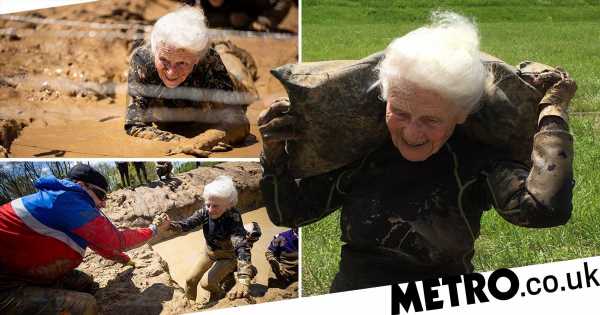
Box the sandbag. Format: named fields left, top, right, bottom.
left=271, top=52, right=549, bottom=178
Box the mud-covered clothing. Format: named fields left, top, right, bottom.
left=125, top=41, right=252, bottom=142
left=171, top=207, right=253, bottom=277
left=265, top=229, right=298, bottom=282
left=200, top=0, right=292, bottom=29
left=261, top=117, right=573, bottom=292
left=0, top=176, right=154, bottom=284
left=0, top=270, right=98, bottom=315
left=186, top=250, right=237, bottom=298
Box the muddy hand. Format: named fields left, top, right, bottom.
left=227, top=281, right=250, bottom=300
left=210, top=142, right=233, bottom=152
left=167, top=129, right=230, bottom=157
left=152, top=213, right=171, bottom=235
left=258, top=98, right=300, bottom=164
left=166, top=145, right=211, bottom=157
left=540, top=69, right=577, bottom=110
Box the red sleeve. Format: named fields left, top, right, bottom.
left=73, top=216, right=153, bottom=263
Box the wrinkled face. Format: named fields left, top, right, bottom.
left=385, top=82, right=468, bottom=162
left=154, top=44, right=200, bottom=88
left=205, top=196, right=231, bottom=219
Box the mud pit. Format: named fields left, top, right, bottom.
left=153, top=208, right=291, bottom=306
left=0, top=0, right=297, bottom=157
left=75, top=162, right=297, bottom=314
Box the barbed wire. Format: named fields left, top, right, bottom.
left=1, top=74, right=259, bottom=105
left=0, top=27, right=145, bottom=40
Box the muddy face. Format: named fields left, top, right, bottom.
left=154, top=44, right=201, bottom=88
left=385, top=82, right=467, bottom=161
left=206, top=196, right=232, bottom=219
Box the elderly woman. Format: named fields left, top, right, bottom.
left=125, top=7, right=258, bottom=157
left=169, top=176, right=254, bottom=303
left=258, top=12, right=575, bottom=292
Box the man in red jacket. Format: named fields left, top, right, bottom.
left=0, top=164, right=170, bottom=315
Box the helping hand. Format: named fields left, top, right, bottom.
left=152, top=213, right=171, bottom=235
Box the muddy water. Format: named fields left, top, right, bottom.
left=0, top=1, right=298, bottom=158
left=152, top=207, right=287, bottom=294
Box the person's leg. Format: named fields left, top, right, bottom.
left=134, top=166, right=143, bottom=185
left=1, top=285, right=97, bottom=315
left=118, top=169, right=126, bottom=187
left=124, top=166, right=131, bottom=187
left=59, top=270, right=99, bottom=294
left=185, top=252, right=214, bottom=301
left=200, top=258, right=237, bottom=296
left=141, top=165, right=148, bottom=183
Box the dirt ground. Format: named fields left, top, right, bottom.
left=76, top=163, right=298, bottom=314
left=0, top=0, right=297, bottom=157
left=153, top=207, right=293, bottom=309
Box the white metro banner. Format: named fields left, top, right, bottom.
left=200, top=255, right=600, bottom=315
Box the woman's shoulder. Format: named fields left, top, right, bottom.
left=129, top=44, right=158, bottom=83
left=225, top=207, right=243, bottom=223
left=196, top=46, right=228, bottom=73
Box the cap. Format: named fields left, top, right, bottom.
left=67, top=164, right=109, bottom=198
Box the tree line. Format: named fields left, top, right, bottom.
left=0, top=161, right=202, bottom=204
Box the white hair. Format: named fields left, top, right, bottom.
left=150, top=6, right=210, bottom=56
left=379, top=11, right=489, bottom=113
left=203, top=175, right=238, bottom=207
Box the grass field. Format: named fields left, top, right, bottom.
left=300, top=0, right=600, bottom=296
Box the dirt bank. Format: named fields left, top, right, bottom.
left=0, top=0, right=297, bottom=157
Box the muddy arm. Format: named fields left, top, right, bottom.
left=260, top=157, right=351, bottom=227
left=230, top=212, right=254, bottom=277
left=125, top=124, right=185, bottom=142
left=485, top=116, right=573, bottom=227
left=170, top=208, right=209, bottom=232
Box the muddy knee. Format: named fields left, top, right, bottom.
left=58, top=291, right=98, bottom=315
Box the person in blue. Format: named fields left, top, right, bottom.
left=265, top=228, right=298, bottom=285
left=0, top=164, right=170, bottom=315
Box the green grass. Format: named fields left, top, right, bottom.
left=302, top=1, right=600, bottom=111
left=301, top=1, right=600, bottom=296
